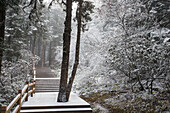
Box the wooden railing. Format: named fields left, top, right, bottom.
left=1, top=80, right=36, bottom=113
left=33, top=63, right=36, bottom=80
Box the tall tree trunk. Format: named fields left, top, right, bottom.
left=32, top=32, right=36, bottom=56
left=57, top=0, right=72, bottom=102
left=41, top=40, right=46, bottom=67
left=66, top=0, right=82, bottom=101
left=37, top=37, right=41, bottom=57
left=0, top=1, right=6, bottom=74
left=37, top=37, right=42, bottom=66
left=49, top=41, right=52, bottom=66
left=30, top=37, right=33, bottom=52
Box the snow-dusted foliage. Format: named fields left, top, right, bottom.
left=0, top=50, right=39, bottom=105
left=75, top=0, right=170, bottom=94
left=73, top=0, right=114, bottom=94
left=106, top=0, right=170, bottom=93
left=73, top=0, right=170, bottom=112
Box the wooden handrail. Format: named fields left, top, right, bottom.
left=6, top=94, right=21, bottom=112
left=1, top=80, right=36, bottom=113
left=29, top=82, right=35, bottom=87
left=33, top=63, right=36, bottom=80
left=12, top=105, right=20, bottom=113
left=17, top=90, right=22, bottom=113
left=28, top=90, right=33, bottom=95
left=22, top=85, right=28, bottom=94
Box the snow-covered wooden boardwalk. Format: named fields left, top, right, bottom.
left=21, top=67, right=92, bottom=113
left=20, top=92, right=92, bottom=113
left=1, top=67, right=92, bottom=113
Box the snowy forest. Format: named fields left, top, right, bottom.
left=0, top=0, right=170, bottom=113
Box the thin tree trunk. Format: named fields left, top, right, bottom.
left=57, top=0, right=72, bottom=102
left=66, top=0, right=82, bottom=101
left=49, top=41, right=52, bottom=66
left=41, top=40, right=46, bottom=67
left=37, top=37, right=41, bottom=57
left=32, top=32, right=36, bottom=56
left=0, top=0, right=6, bottom=74
left=30, top=37, right=33, bottom=52
left=37, top=37, right=42, bottom=66
left=44, top=41, right=46, bottom=66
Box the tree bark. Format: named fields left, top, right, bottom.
left=32, top=32, right=36, bottom=56
left=41, top=40, right=46, bottom=67
left=57, top=0, right=72, bottom=102
left=49, top=41, right=52, bottom=66
left=30, top=37, right=33, bottom=52
left=37, top=37, right=41, bottom=57
left=66, top=0, right=83, bottom=101
left=0, top=0, right=6, bottom=74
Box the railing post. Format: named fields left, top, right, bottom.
left=31, top=81, right=34, bottom=97
left=34, top=69, right=36, bottom=80
left=26, top=81, right=29, bottom=101
left=33, top=63, right=36, bottom=80
left=17, top=90, right=22, bottom=113
left=1, top=106, right=7, bottom=113
left=34, top=80, right=36, bottom=94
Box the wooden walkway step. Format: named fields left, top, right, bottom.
left=21, top=92, right=92, bottom=113
left=24, top=67, right=92, bottom=113
left=35, top=78, right=60, bottom=92
left=20, top=108, right=92, bottom=113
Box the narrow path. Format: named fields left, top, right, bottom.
left=35, top=67, right=59, bottom=92
left=36, top=67, right=56, bottom=78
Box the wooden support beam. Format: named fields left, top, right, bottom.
left=33, top=80, right=36, bottom=94
left=26, top=81, right=29, bottom=101
left=31, top=81, right=34, bottom=97
left=7, top=94, right=21, bottom=112
left=1, top=106, right=7, bottom=113
left=17, top=90, right=22, bottom=113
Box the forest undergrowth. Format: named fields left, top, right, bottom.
left=79, top=84, right=170, bottom=113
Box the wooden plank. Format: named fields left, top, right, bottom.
left=29, top=83, right=35, bottom=87
left=20, top=108, right=92, bottom=113
left=33, top=88, right=35, bottom=93
left=35, top=87, right=59, bottom=89
left=22, top=93, right=90, bottom=107
left=22, top=85, right=28, bottom=94
left=17, top=90, right=22, bottom=113
left=7, top=94, right=21, bottom=112
left=21, top=104, right=91, bottom=109
left=28, top=90, right=33, bottom=95
left=12, top=105, right=20, bottom=113
left=36, top=84, right=59, bottom=85
left=35, top=90, right=59, bottom=92
left=1, top=106, right=7, bottom=113
left=21, top=93, right=28, bottom=104
left=35, top=78, right=60, bottom=80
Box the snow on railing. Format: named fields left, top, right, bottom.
left=32, top=62, right=36, bottom=80
left=1, top=80, right=36, bottom=113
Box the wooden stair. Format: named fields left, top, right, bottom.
left=35, top=78, right=60, bottom=92
left=20, top=93, right=92, bottom=113
left=20, top=105, right=92, bottom=113
left=20, top=67, right=92, bottom=113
